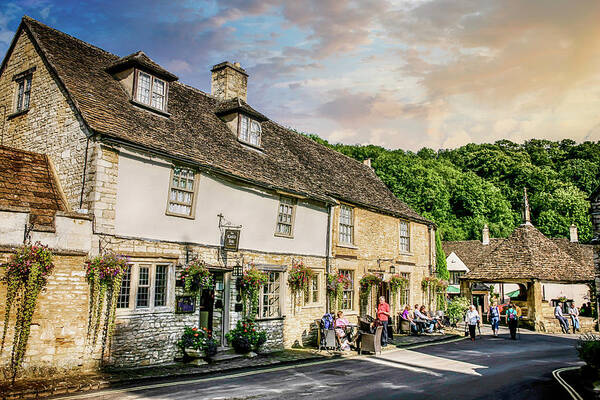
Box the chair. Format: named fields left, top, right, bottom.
left=398, top=315, right=412, bottom=334
left=316, top=319, right=340, bottom=352
left=359, top=325, right=383, bottom=355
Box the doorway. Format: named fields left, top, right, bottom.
left=199, top=272, right=225, bottom=345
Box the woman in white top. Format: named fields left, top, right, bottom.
left=465, top=305, right=480, bottom=341
left=568, top=303, right=580, bottom=333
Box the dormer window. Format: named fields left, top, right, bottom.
left=239, top=115, right=261, bottom=147
left=135, top=71, right=166, bottom=111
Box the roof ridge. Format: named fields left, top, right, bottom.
left=22, top=15, right=118, bottom=59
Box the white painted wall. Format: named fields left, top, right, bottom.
left=542, top=283, right=590, bottom=305
left=114, top=149, right=329, bottom=256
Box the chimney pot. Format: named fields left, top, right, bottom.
left=482, top=224, right=490, bottom=245
left=570, top=224, right=578, bottom=243
left=211, top=61, right=248, bottom=102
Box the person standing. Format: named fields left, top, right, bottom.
left=555, top=302, right=570, bottom=334
left=505, top=303, right=519, bottom=340
left=465, top=305, right=480, bottom=341
left=377, top=296, right=391, bottom=346
left=487, top=301, right=500, bottom=337
left=568, top=302, right=580, bottom=333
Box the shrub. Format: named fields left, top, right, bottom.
left=446, top=296, right=470, bottom=325
left=576, top=333, right=600, bottom=371
left=225, top=318, right=267, bottom=353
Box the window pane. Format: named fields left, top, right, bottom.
left=137, top=72, right=151, bottom=104
left=261, top=272, right=280, bottom=318
left=168, top=167, right=195, bottom=216
left=136, top=266, right=150, bottom=308
left=312, top=275, right=318, bottom=303
left=239, top=115, right=249, bottom=142
left=152, top=78, right=165, bottom=109
left=400, top=272, right=410, bottom=306
left=154, top=265, right=168, bottom=307
left=276, top=197, right=294, bottom=236
left=117, top=266, right=132, bottom=308
left=339, top=205, right=353, bottom=244
left=250, top=121, right=261, bottom=146
left=340, top=270, right=353, bottom=310
left=17, top=80, right=24, bottom=111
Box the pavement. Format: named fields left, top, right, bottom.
left=48, top=326, right=583, bottom=400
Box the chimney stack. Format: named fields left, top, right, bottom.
left=363, top=158, right=372, bottom=168
left=569, top=224, right=578, bottom=243
left=482, top=224, right=490, bottom=245
left=211, top=61, right=248, bottom=102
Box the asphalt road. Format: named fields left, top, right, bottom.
left=60, top=329, right=582, bottom=400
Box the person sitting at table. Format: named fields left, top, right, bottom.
left=334, top=311, right=351, bottom=350
left=401, top=305, right=418, bottom=334
left=415, top=306, right=436, bottom=333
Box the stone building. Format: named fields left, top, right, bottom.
left=0, top=16, right=434, bottom=369
left=445, top=191, right=596, bottom=333
left=0, top=146, right=95, bottom=374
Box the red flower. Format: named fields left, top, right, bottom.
left=194, top=333, right=199, bottom=337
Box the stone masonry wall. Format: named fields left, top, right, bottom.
left=0, top=28, right=90, bottom=210
left=331, top=205, right=434, bottom=319
left=85, top=144, right=119, bottom=234
left=0, top=252, right=97, bottom=377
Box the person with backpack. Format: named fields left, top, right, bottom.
left=487, top=301, right=500, bottom=337
left=505, top=303, right=519, bottom=340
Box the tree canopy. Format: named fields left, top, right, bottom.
left=306, top=136, right=598, bottom=243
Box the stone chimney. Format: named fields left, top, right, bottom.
left=363, top=158, right=372, bottom=168
left=482, top=224, right=490, bottom=245
left=211, top=61, right=248, bottom=102
left=570, top=224, right=578, bottom=243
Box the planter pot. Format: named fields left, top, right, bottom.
left=184, top=348, right=208, bottom=365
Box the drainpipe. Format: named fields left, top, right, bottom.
left=325, top=204, right=332, bottom=314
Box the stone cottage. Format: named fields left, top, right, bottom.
left=0, top=16, right=434, bottom=370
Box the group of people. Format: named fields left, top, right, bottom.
left=465, top=301, right=521, bottom=340
left=554, top=302, right=581, bottom=334
left=400, top=303, right=444, bottom=334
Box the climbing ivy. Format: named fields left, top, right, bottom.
left=0, top=243, right=54, bottom=382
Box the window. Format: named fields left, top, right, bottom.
left=339, top=270, right=354, bottom=310
left=135, top=70, right=167, bottom=111
left=399, top=220, right=410, bottom=252
left=167, top=166, right=197, bottom=217
left=117, top=262, right=172, bottom=311
left=15, top=75, right=32, bottom=112
left=275, top=196, right=296, bottom=237
left=304, top=274, right=319, bottom=305
left=259, top=271, right=281, bottom=318
left=449, top=271, right=464, bottom=285
left=400, top=272, right=411, bottom=306
left=238, top=115, right=261, bottom=147
left=339, top=205, right=354, bottom=245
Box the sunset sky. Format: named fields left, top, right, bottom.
left=2, top=0, right=599, bottom=151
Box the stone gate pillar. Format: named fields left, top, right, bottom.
left=526, top=280, right=543, bottom=330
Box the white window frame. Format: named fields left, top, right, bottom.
left=339, top=205, right=354, bottom=245
left=400, top=272, right=411, bottom=306
left=303, top=273, right=320, bottom=305
left=238, top=114, right=262, bottom=147
left=274, top=196, right=296, bottom=238
left=117, top=261, right=174, bottom=313
left=258, top=270, right=282, bottom=319
left=339, top=269, right=354, bottom=311
left=399, top=220, right=410, bottom=252
left=134, top=69, right=168, bottom=111
left=166, top=166, right=198, bottom=219
left=15, top=74, right=32, bottom=112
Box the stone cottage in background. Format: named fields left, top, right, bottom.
left=0, top=16, right=435, bottom=372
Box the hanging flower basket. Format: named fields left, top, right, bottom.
left=287, top=261, right=314, bottom=309
left=181, top=259, right=213, bottom=296
left=359, top=273, right=382, bottom=305
left=327, top=270, right=351, bottom=311
left=1, top=242, right=54, bottom=382
left=237, top=266, right=268, bottom=317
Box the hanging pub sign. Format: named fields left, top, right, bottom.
left=223, top=229, right=240, bottom=251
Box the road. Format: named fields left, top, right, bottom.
left=58, top=329, right=582, bottom=400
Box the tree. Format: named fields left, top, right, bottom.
left=435, top=231, right=449, bottom=280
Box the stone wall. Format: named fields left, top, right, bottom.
left=0, top=28, right=90, bottom=210
left=0, top=252, right=97, bottom=377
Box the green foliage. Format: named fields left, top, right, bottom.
left=181, top=259, right=213, bottom=295
left=177, top=326, right=218, bottom=357
left=359, top=273, right=382, bottom=305
left=435, top=231, right=449, bottom=280
left=85, top=253, right=128, bottom=362
left=287, top=261, right=314, bottom=310
left=225, top=318, right=267, bottom=354
left=576, top=333, right=600, bottom=371
left=326, top=270, right=351, bottom=312
left=238, top=266, right=268, bottom=317
left=305, top=135, right=599, bottom=243
left=447, top=296, right=470, bottom=325
left=1, top=243, right=54, bottom=382
left=388, top=274, right=409, bottom=313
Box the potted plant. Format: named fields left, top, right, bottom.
left=237, top=266, right=268, bottom=317
left=359, top=273, right=382, bottom=305
left=287, top=261, right=314, bottom=309
left=177, top=326, right=218, bottom=365
left=327, top=270, right=352, bottom=311
left=225, top=318, right=267, bottom=355
left=181, top=259, right=214, bottom=296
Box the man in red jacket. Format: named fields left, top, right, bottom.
left=377, top=296, right=391, bottom=346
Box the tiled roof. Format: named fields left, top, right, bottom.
left=214, top=98, right=269, bottom=122
left=18, top=16, right=430, bottom=224
left=0, top=145, right=66, bottom=230
left=442, top=238, right=503, bottom=269
left=459, top=224, right=594, bottom=282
